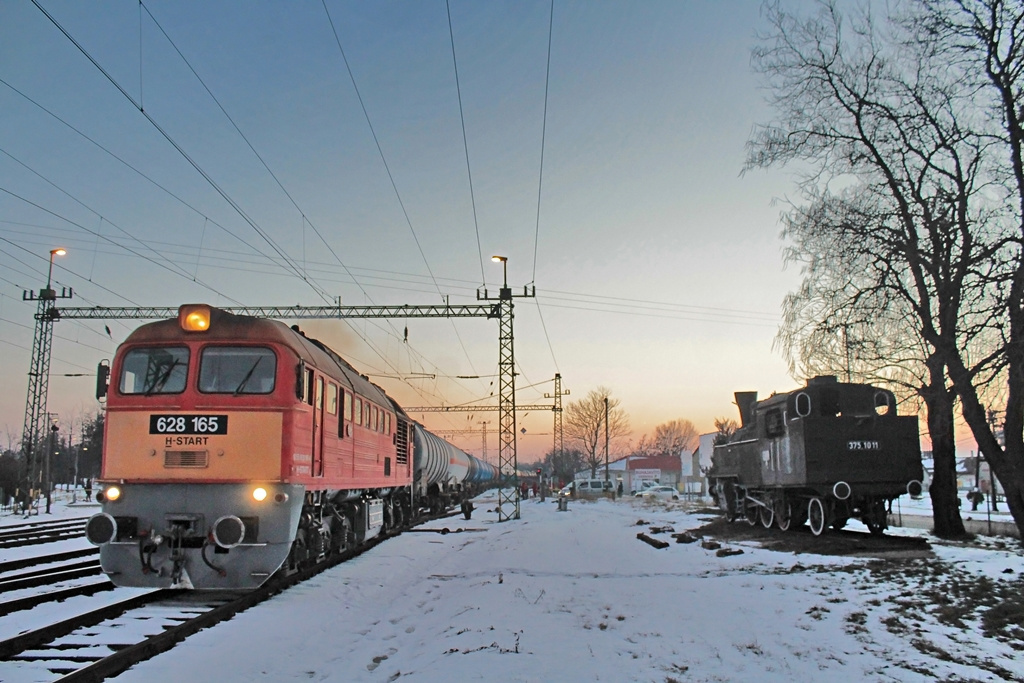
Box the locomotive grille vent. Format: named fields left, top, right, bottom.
left=164, top=450, right=209, bottom=468
left=395, top=416, right=410, bottom=465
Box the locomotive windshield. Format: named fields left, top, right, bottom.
left=198, top=346, right=277, bottom=394
left=119, top=347, right=189, bottom=395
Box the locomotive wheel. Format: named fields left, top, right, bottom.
left=759, top=503, right=774, bottom=529
left=774, top=499, right=792, bottom=531
left=808, top=497, right=827, bottom=536
left=744, top=500, right=759, bottom=526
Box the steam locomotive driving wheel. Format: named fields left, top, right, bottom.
left=807, top=497, right=828, bottom=536
left=774, top=498, right=792, bottom=531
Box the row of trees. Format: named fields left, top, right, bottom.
left=0, top=413, right=103, bottom=505
left=746, top=0, right=1024, bottom=537
left=528, top=386, right=700, bottom=483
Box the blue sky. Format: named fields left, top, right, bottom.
left=0, top=0, right=809, bottom=460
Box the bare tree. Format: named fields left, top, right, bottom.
left=746, top=0, right=1010, bottom=536
left=563, top=387, right=630, bottom=478
left=653, top=419, right=699, bottom=456
left=918, top=0, right=1024, bottom=540
left=542, top=447, right=586, bottom=485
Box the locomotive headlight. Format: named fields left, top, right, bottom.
left=103, top=486, right=122, bottom=502
left=252, top=487, right=268, bottom=502
left=178, top=304, right=211, bottom=332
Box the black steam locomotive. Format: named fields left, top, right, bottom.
left=708, top=376, right=923, bottom=535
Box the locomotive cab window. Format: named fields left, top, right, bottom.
left=764, top=408, right=786, bottom=437
left=198, top=347, right=277, bottom=394
left=119, top=347, right=189, bottom=395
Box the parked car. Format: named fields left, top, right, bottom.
left=631, top=481, right=658, bottom=496
left=641, top=485, right=679, bottom=501
left=560, top=479, right=615, bottom=498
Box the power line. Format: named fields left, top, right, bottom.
left=30, top=0, right=330, bottom=304
left=446, top=0, right=486, bottom=286
left=0, top=75, right=295, bottom=273
left=532, top=0, right=555, bottom=285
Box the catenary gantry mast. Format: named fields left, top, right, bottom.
left=21, top=280, right=72, bottom=493
left=46, top=294, right=533, bottom=521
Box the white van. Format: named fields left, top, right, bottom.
left=560, top=479, right=615, bottom=498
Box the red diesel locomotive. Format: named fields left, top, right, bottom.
left=86, top=304, right=415, bottom=588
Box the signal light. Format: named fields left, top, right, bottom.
left=252, top=487, right=268, bottom=502
left=103, top=486, right=122, bottom=502
left=178, top=304, right=211, bottom=332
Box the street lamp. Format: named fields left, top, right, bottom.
left=491, top=255, right=508, bottom=289
left=46, top=248, right=66, bottom=291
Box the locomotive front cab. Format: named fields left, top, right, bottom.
left=88, top=305, right=304, bottom=588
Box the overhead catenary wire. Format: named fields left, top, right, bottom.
left=30, top=0, right=332, bottom=305
left=445, top=0, right=486, bottom=287
left=27, top=1, right=470, bottom=413
left=320, top=0, right=484, bottom=387
left=0, top=76, right=296, bottom=277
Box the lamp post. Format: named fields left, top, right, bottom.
left=46, top=248, right=66, bottom=291
left=491, top=255, right=508, bottom=291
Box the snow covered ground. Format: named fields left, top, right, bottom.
left=61, top=491, right=1015, bottom=683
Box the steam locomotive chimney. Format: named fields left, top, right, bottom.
left=734, top=392, right=758, bottom=427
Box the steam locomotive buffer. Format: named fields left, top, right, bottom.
left=708, top=375, right=924, bottom=536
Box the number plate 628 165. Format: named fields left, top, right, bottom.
left=149, top=414, right=228, bottom=435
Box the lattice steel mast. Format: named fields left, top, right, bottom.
left=545, top=372, right=569, bottom=463
left=21, top=249, right=71, bottom=493
left=476, top=255, right=535, bottom=521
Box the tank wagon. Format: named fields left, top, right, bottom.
left=412, top=423, right=497, bottom=513
left=708, top=376, right=923, bottom=535
left=85, top=304, right=495, bottom=589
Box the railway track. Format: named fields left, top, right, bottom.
left=0, top=512, right=458, bottom=681
left=0, top=518, right=89, bottom=550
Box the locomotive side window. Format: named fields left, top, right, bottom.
left=874, top=391, right=892, bottom=416
left=120, top=347, right=189, bottom=395
left=198, top=347, right=277, bottom=394
left=764, top=408, right=785, bottom=437
left=354, top=398, right=363, bottom=426
left=794, top=392, right=812, bottom=417
left=327, top=383, right=338, bottom=415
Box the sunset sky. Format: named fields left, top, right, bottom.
left=0, top=1, right=943, bottom=462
